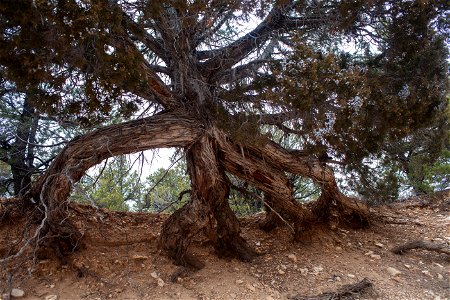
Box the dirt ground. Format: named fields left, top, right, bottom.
left=1, top=191, right=449, bottom=300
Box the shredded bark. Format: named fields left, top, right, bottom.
left=290, top=278, right=373, bottom=300
left=392, top=240, right=450, bottom=255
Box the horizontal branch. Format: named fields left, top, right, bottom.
left=26, top=110, right=202, bottom=202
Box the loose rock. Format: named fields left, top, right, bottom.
left=246, top=283, right=256, bottom=292
left=375, top=242, right=384, bottom=248
left=45, top=295, right=58, bottom=300
left=157, top=278, right=165, bottom=287
left=386, top=267, right=402, bottom=277
left=287, top=254, right=297, bottom=262
left=312, top=266, right=323, bottom=274
left=369, top=253, right=381, bottom=260
left=132, top=255, right=148, bottom=260
left=10, top=289, right=24, bottom=298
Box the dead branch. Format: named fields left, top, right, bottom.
left=392, top=240, right=450, bottom=255
left=290, top=278, right=373, bottom=300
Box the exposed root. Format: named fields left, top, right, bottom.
left=392, top=240, right=450, bottom=255
left=290, top=278, right=373, bottom=300
left=214, top=235, right=258, bottom=262
left=311, top=186, right=370, bottom=230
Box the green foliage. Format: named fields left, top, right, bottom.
left=1, top=0, right=449, bottom=205
left=423, top=149, right=450, bottom=192
left=136, top=162, right=190, bottom=213
left=0, top=161, right=11, bottom=196
left=71, top=156, right=145, bottom=211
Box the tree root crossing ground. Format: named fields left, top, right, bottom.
left=0, top=191, right=449, bottom=300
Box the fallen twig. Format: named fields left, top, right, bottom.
left=392, top=240, right=450, bottom=255
left=290, top=278, right=373, bottom=300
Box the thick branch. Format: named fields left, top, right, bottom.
left=26, top=110, right=201, bottom=201
left=120, top=11, right=167, bottom=62
left=199, top=12, right=328, bottom=75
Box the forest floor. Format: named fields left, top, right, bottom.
left=0, top=191, right=449, bottom=300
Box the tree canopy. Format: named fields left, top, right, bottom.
left=0, top=0, right=448, bottom=268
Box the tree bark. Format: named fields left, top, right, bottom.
left=11, top=97, right=37, bottom=196
left=311, top=181, right=370, bottom=229
left=160, top=132, right=257, bottom=268
left=23, top=111, right=201, bottom=255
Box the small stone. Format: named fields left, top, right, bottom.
left=347, top=274, right=356, bottom=278
left=437, top=273, right=443, bottom=280
left=280, top=264, right=287, bottom=270
left=422, top=270, right=432, bottom=277
left=335, top=246, right=342, bottom=251
left=45, top=295, right=58, bottom=300
left=433, top=263, right=444, bottom=268
left=150, top=272, right=159, bottom=279
left=287, top=254, right=297, bottom=262
left=299, top=268, right=308, bottom=275
left=404, top=264, right=411, bottom=269
left=278, top=269, right=285, bottom=275
left=157, top=278, right=165, bottom=287
left=229, top=293, right=236, bottom=299
left=176, top=277, right=183, bottom=283
left=235, top=279, right=244, bottom=284
left=49, top=284, right=55, bottom=289
left=266, top=296, right=275, bottom=300
left=364, top=251, right=374, bottom=256
left=246, top=284, right=256, bottom=292
left=10, top=289, right=25, bottom=298
left=387, top=267, right=402, bottom=277
left=132, top=254, right=148, bottom=260
left=369, top=254, right=381, bottom=260
left=375, top=242, right=384, bottom=248
left=313, top=266, right=323, bottom=273
left=255, top=241, right=261, bottom=246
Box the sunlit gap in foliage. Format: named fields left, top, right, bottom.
left=69, top=148, right=186, bottom=212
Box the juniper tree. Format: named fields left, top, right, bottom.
left=0, top=0, right=448, bottom=267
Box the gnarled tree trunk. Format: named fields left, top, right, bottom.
left=20, top=111, right=368, bottom=267
left=23, top=111, right=201, bottom=256
left=160, top=132, right=257, bottom=268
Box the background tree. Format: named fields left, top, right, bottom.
left=0, top=0, right=448, bottom=268
left=71, top=155, right=145, bottom=211
left=0, top=87, right=79, bottom=196
left=136, top=160, right=191, bottom=213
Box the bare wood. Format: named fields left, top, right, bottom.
left=392, top=240, right=450, bottom=255
left=291, top=278, right=373, bottom=300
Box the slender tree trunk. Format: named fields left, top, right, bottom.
left=11, top=97, right=36, bottom=196
left=160, top=133, right=257, bottom=268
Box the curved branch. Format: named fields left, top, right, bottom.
left=199, top=9, right=329, bottom=75
left=26, top=110, right=202, bottom=202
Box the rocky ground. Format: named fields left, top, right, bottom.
left=0, top=191, right=449, bottom=300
